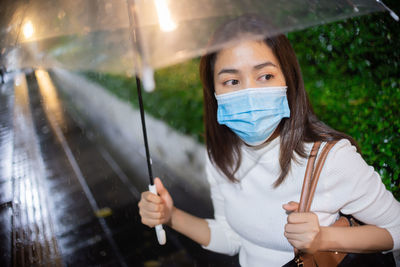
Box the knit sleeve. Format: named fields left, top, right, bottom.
left=325, top=139, right=400, bottom=251
left=201, top=156, right=241, bottom=256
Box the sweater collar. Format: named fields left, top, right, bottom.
left=242, top=135, right=280, bottom=162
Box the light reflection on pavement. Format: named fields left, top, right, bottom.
left=0, top=70, right=240, bottom=266
left=12, top=72, right=62, bottom=266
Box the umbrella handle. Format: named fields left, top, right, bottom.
left=148, top=184, right=167, bottom=245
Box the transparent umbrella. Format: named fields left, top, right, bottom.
left=1, top=0, right=398, bottom=246
left=2, top=0, right=398, bottom=88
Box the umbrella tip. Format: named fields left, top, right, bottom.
left=390, top=11, right=399, bottom=21
left=143, top=67, right=155, bottom=92
left=376, top=0, right=399, bottom=21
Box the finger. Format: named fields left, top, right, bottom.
left=285, top=238, right=304, bottom=250
left=284, top=222, right=311, bottom=234
left=141, top=217, right=164, bottom=228
left=282, top=201, right=299, bottom=212
left=285, top=232, right=317, bottom=251
left=284, top=231, right=307, bottom=242
left=141, top=201, right=164, bottom=212
left=287, top=212, right=316, bottom=224
left=144, top=191, right=163, bottom=204
left=288, top=201, right=299, bottom=210
left=155, top=177, right=168, bottom=196
left=140, top=209, right=165, bottom=220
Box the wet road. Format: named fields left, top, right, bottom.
left=0, top=71, right=239, bottom=266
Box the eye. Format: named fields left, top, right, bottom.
left=223, top=79, right=239, bottom=86
left=259, top=74, right=274, bottom=81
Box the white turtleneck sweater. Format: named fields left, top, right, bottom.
left=202, top=138, right=400, bottom=267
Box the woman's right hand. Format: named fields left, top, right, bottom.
left=138, top=177, right=174, bottom=228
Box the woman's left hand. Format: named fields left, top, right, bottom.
left=282, top=201, right=322, bottom=254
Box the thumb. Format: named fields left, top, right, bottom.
left=283, top=201, right=299, bottom=212
left=154, top=177, right=168, bottom=196
left=154, top=177, right=173, bottom=208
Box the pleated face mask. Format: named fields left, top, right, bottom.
left=215, top=86, right=290, bottom=146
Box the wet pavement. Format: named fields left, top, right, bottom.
left=0, top=71, right=240, bottom=266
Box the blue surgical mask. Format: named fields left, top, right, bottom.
left=216, top=86, right=290, bottom=146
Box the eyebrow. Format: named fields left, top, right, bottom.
left=254, top=61, right=277, bottom=70
left=217, top=61, right=277, bottom=75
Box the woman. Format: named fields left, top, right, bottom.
left=138, top=16, right=400, bottom=266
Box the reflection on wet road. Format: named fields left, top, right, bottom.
left=12, top=73, right=62, bottom=266
left=0, top=71, right=240, bottom=266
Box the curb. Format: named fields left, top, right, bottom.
left=50, top=68, right=209, bottom=198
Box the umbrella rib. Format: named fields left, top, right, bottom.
left=376, top=0, right=399, bottom=21
left=126, top=0, right=155, bottom=185
left=135, top=76, right=154, bottom=185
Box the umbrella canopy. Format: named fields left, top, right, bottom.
left=1, top=0, right=396, bottom=90
left=1, top=0, right=398, bottom=247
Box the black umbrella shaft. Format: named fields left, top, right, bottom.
left=135, top=76, right=154, bottom=185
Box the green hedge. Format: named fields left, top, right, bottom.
left=85, top=5, right=399, bottom=199
left=288, top=6, right=400, bottom=198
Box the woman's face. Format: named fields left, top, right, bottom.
left=213, top=40, right=286, bottom=95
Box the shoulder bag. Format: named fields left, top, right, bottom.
left=282, top=141, right=395, bottom=267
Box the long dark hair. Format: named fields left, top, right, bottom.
left=200, top=15, right=359, bottom=187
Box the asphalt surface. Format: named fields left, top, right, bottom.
left=0, top=71, right=239, bottom=267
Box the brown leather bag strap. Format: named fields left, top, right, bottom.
left=298, top=141, right=321, bottom=212
left=294, top=141, right=322, bottom=261
left=294, top=141, right=344, bottom=267
left=293, top=141, right=339, bottom=264
left=305, top=140, right=338, bottom=212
